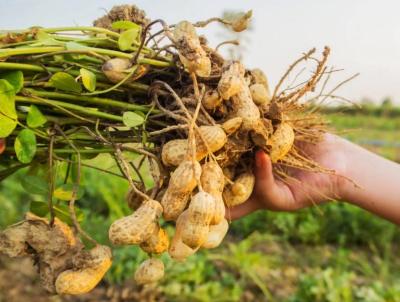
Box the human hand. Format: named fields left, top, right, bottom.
left=228, top=134, right=350, bottom=219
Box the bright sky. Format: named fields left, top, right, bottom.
left=1, top=0, right=399, bottom=104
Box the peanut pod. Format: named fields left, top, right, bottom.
left=202, top=218, right=229, bottom=249
left=140, top=226, right=170, bottom=254
left=223, top=171, right=255, bottom=207
left=173, top=21, right=211, bottom=77
left=268, top=122, right=295, bottom=162
left=109, top=199, right=162, bottom=245
left=221, top=117, right=243, bottom=135
left=134, top=258, right=165, bottom=285
left=168, top=210, right=198, bottom=261
left=250, top=83, right=271, bottom=106
left=161, top=125, right=227, bottom=166
left=161, top=160, right=201, bottom=221
left=55, top=245, right=112, bottom=295
left=201, top=161, right=226, bottom=225
left=181, top=191, right=215, bottom=248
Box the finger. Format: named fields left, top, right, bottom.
left=254, top=150, right=274, bottom=187
left=254, top=150, right=297, bottom=210
left=225, top=197, right=261, bottom=220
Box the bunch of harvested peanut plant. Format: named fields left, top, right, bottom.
left=0, top=4, right=346, bottom=295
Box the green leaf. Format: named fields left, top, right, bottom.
left=21, top=175, right=48, bottom=195
left=65, top=41, right=89, bottom=50
left=0, top=115, right=17, bottom=138
left=80, top=68, right=96, bottom=92
left=122, top=111, right=145, bottom=128
left=29, top=201, right=84, bottom=224
left=50, top=72, right=82, bottom=93
left=112, top=20, right=141, bottom=30
left=54, top=203, right=85, bottom=225
left=14, top=129, right=37, bottom=163
left=54, top=184, right=85, bottom=201
left=0, top=163, right=29, bottom=182
left=118, top=28, right=141, bottom=51
left=33, top=30, right=63, bottom=46
left=2, top=71, right=23, bottom=93
left=0, top=79, right=17, bottom=119
left=30, top=200, right=49, bottom=217
left=27, top=105, right=47, bottom=128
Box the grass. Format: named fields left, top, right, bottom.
left=0, top=113, right=399, bottom=301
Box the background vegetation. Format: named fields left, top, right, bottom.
left=1, top=101, right=399, bottom=301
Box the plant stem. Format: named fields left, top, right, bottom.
left=16, top=95, right=123, bottom=122
left=52, top=148, right=116, bottom=154
left=42, top=26, right=121, bottom=39
left=17, top=112, right=90, bottom=125
left=0, top=62, right=150, bottom=91
left=0, top=46, right=172, bottom=67
left=24, top=88, right=151, bottom=112
left=4, top=147, right=117, bottom=155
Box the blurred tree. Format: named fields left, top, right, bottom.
left=381, top=96, right=393, bottom=117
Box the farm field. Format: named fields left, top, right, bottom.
left=0, top=111, right=399, bottom=302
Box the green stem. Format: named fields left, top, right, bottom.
left=53, top=148, right=116, bottom=154
left=15, top=95, right=123, bottom=122
left=4, top=147, right=116, bottom=155
left=17, top=112, right=91, bottom=125
left=0, top=62, right=150, bottom=91
left=43, top=26, right=121, bottom=39
left=24, top=88, right=151, bottom=112
left=0, top=46, right=172, bottom=67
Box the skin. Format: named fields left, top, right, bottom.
left=229, top=134, right=400, bottom=225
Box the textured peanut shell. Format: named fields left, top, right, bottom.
left=161, top=160, right=201, bottom=221
left=187, top=191, right=215, bottom=226
left=167, top=160, right=202, bottom=192
left=196, top=126, right=227, bottom=160
left=223, top=171, right=255, bottom=207
left=161, top=126, right=227, bottom=167
left=161, top=139, right=188, bottom=166
left=250, top=83, right=271, bottom=106
left=201, top=162, right=225, bottom=193
left=134, top=258, right=165, bottom=285
left=250, top=68, right=270, bottom=89
left=180, top=192, right=215, bottom=248
left=161, top=190, right=191, bottom=221
left=230, top=10, right=252, bottom=32
left=231, top=82, right=261, bottom=130
left=181, top=222, right=209, bottom=249
left=109, top=199, right=162, bottom=245
left=200, top=162, right=226, bottom=225
left=268, top=123, right=295, bottom=163
left=203, top=90, right=222, bottom=110
left=55, top=245, right=112, bottom=295
left=211, top=196, right=226, bottom=225
left=102, top=58, right=132, bottom=83
left=218, top=61, right=245, bottom=100
left=140, top=227, right=169, bottom=254
left=202, top=219, right=229, bottom=249
left=0, top=222, right=29, bottom=257
left=222, top=117, right=243, bottom=135
left=168, top=211, right=197, bottom=261
left=173, top=21, right=211, bottom=77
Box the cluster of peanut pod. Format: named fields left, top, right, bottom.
left=107, top=21, right=296, bottom=285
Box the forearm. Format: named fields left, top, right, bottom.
left=340, top=139, right=400, bottom=224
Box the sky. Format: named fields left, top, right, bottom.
left=0, top=0, right=399, bottom=104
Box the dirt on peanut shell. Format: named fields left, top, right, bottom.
left=0, top=256, right=164, bottom=302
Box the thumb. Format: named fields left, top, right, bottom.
left=254, top=150, right=275, bottom=187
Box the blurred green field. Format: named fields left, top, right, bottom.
left=1, top=113, right=399, bottom=302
